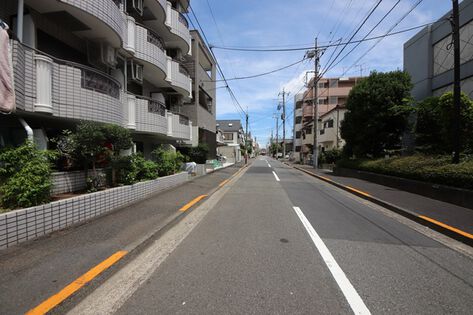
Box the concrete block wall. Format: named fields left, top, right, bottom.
left=0, top=172, right=188, bottom=250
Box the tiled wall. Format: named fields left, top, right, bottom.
left=135, top=24, right=167, bottom=75
left=60, top=0, right=125, bottom=45
left=0, top=172, right=188, bottom=250
left=135, top=98, right=168, bottom=134
left=51, top=169, right=106, bottom=195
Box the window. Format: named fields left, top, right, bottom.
left=324, top=119, right=334, bottom=128
left=318, top=98, right=328, bottom=105
left=223, top=133, right=233, bottom=140
left=320, top=129, right=325, bottom=135
left=306, top=128, right=312, bottom=134
left=295, top=146, right=301, bottom=152
left=295, top=131, right=301, bottom=139
left=329, top=96, right=338, bottom=104
left=329, top=79, right=338, bottom=88
left=295, top=117, right=302, bottom=124
left=318, top=82, right=326, bottom=89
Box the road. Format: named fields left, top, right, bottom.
left=65, top=157, right=473, bottom=315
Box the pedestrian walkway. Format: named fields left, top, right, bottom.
left=292, top=164, right=473, bottom=237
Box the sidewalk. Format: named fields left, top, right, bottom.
left=291, top=164, right=473, bottom=240
left=0, top=163, right=244, bottom=315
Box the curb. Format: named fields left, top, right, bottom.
left=289, top=164, right=473, bottom=247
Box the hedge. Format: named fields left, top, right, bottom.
left=337, top=155, right=473, bottom=190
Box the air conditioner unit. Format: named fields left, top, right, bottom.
left=101, top=44, right=117, bottom=67
left=128, top=60, right=143, bottom=83
left=127, top=0, right=143, bottom=16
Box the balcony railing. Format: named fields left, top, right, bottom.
left=178, top=12, right=189, bottom=28
left=179, top=63, right=190, bottom=76
left=135, top=95, right=167, bottom=117
left=82, top=69, right=120, bottom=99
left=147, top=28, right=166, bottom=51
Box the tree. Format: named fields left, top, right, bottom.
left=102, top=124, right=133, bottom=186
left=416, top=92, right=473, bottom=154
left=340, top=71, right=413, bottom=157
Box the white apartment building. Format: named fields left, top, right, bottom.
left=216, top=119, right=244, bottom=163
left=318, top=105, right=347, bottom=151
left=0, top=0, right=214, bottom=158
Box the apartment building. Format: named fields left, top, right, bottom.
left=181, top=30, right=217, bottom=158
left=216, top=119, right=244, bottom=163
left=0, top=0, right=206, bottom=159
left=404, top=0, right=473, bottom=101
left=294, top=76, right=360, bottom=163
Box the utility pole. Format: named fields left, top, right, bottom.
left=273, top=113, right=279, bottom=158
left=451, top=0, right=461, bottom=164
left=279, top=89, right=288, bottom=159
left=245, top=111, right=249, bottom=164
left=306, top=38, right=320, bottom=169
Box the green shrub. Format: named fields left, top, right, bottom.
left=151, top=146, right=185, bottom=176
left=0, top=142, right=56, bottom=210
left=337, top=155, right=473, bottom=190
left=319, top=149, right=342, bottom=165
left=180, top=144, right=209, bottom=164
left=117, top=154, right=158, bottom=185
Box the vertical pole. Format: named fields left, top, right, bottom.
left=313, top=38, right=319, bottom=169
left=282, top=89, right=286, bottom=159
left=17, top=0, right=24, bottom=42
left=276, top=115, right=279, bottom=158
left=452, top=0, right=461, bottom=164
left=245, top=112, right=249, bottom=164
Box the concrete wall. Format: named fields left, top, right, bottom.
left=404, top=0, right=473, bottom=100
left=0, top=172, right=188, bottom=250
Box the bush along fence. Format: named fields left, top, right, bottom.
left=0, top=172, right=188, bottom=250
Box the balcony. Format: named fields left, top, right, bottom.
left=27, top=0, right=125, bottom=48
left=295, top=108, right=303, bottom=118
left=295, top=138, right=302, bottom=147
left=167, top=112, right=192, bottom=140
left=302, top=105, right=314, bottom=118
left=165, top=1, right=192, bottom=55
left=319, top=126, right=337, bottom=144
left=166, top=58, right=192, bottom=99
left=13, top=41, right=124, bottom=124
left=131, top=95, right=168, bottom=134
left=132, top=23, right=168, bottom=85
left=324, top=86, right=353, bottom=97
left=295, top=93, right=304, bottom=103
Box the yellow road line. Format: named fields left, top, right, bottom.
left=419, top=215, right=473, bottom=239
left=344, top=185, right=372, bottom=197
left=179, top=195, right=208, bottom=212
left=26, top=250, right=128, bottom=315
left=219, top=179, right=230, bottom=187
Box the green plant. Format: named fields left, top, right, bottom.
left=318, top=149, right=342, bottom=165
left=337, top=155, right=473, bottom=190
left=117, top=154, right=159, bottom=185
left=188, top=144, right=209, bottom=164
left=103, top=124, right=133, bottom=186
left=0, top=141, right=56, bottom=209
left=416, top=92, right=473, bottom=153
left=151, top=146, right=185, bottom=176
left=340, top=70, right=414, bottom=158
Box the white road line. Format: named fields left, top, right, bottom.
left=267, top=161, right=271, bottom=167
left=292, top=206, right=371, bottom=315
left=272, top=171, right=280, bottom=181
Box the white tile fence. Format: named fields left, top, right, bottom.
left=0, top=172, right=188, bottom=250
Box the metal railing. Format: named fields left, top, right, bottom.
left=178, top=63, right=190, bottom=76
left=145, top=26, right=166, bottom=51
left=178, top=12, right=189, bottom=28
left=172, top=112, right=189, bottom=125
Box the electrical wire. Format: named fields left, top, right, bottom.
left=210, top=23, right=429, bottom=52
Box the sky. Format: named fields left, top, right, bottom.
left=188, top=0, right=452, bottom=148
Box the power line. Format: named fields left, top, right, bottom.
left=187, top=5, right=247, bottom=118
left=210, top=23, right=429, bottom=52
left=320, top=0, right=383, bottom=78
left=342, top=0, right=425, bottom=76
left=206, top=57, right=308, bottom=82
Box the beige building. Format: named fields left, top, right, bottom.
left=294, top=76, right=361, bottom=163
left=318, top=105, right=347, bottom=151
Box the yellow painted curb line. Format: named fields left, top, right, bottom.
left=179, top=195, right=208, bottom=212
left=26, top=250, right=128, bottom=315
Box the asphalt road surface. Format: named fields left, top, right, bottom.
left=66, top=157, right=473, bottom=315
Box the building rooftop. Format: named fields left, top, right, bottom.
left=216, top=120, right=243, bottom=132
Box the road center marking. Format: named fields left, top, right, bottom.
left=26, top=250, right=128, bottom=315
left=272, top=171, right=280, bottom=181
left=292, top=206, right=371, bottom=315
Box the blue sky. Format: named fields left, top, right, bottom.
left=188, top=0, right=452, bottom=147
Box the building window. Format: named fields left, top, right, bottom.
left=320, top=129, right=325, bottom=135
left=295, top=131, right=301, bottom=139
left=306, top=128, right=312, bottom=134
left=295, top=146, right=301, bottom=152
left=317, top=98, right=328, bottom=105
left=318, top=82, right=326, bottom=88
left=324, top=119, right=334, bottom=128
left=295, top=116, right=302, bottom=124
left=329, top=79, right=338, bottom=88
left=329, top=96, right=338, bottom=104
left=223, top=132, right=233, bottom=140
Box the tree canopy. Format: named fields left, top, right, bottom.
left=340, top=70, right=413, bottom=157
